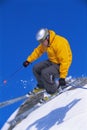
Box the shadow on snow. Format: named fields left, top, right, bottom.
left=26, top=98, right=81, bottom=130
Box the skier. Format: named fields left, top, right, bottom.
left=23, top=28, right=72, bottom=94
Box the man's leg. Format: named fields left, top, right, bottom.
left=41, top=63, right=60, bottom=94
left=33, top=60, right=52, bottom=88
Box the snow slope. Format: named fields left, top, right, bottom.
left=2, top=84, right=87, bottom=130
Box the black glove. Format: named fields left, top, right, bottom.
left=59, top=78, right=66, bottom=86
left=23, top=61, right=30, bottom=67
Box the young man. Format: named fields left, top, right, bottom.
left=23, top=28, right=72, bottom=94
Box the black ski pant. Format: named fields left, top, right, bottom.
left=33, top=60, right=60, bottom=94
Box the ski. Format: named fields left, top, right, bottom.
left=39, top=83, right=77, bottom=103
left=0, top=77, right=87, bottom=109
left=0, top=95, right=29, bottom=109
left=0, top=90, right=45, bottom=109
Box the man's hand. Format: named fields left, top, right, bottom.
left=23, top=61, right=30, bottom=67
left=59, top=78, right=66, bottom=86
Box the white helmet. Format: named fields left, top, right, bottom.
left=36, top=28, right=49, bottom=43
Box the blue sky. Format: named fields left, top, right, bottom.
left=0, top=0, right=87, bottom=128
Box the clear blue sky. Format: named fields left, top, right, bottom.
left=0, top=0, right=87, bottom=128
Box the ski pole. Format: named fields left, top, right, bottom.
left=3, top=66, right=24, bottom=85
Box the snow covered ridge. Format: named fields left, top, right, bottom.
left=1, top=77, right=87, bottom=130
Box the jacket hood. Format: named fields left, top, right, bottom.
left=49, top=30, right=56, bottom=45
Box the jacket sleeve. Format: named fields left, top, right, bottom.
left=56, top=42, right=72, bottom=78
left=27, top=44, right=46, bottom=62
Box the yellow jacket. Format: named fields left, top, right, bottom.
left=27, top=30, right=72, bottom=78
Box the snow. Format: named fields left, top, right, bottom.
left=2, top=84, right=87, bottom=130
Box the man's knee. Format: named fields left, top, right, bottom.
left=41, top=69, right=53, bottom=84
